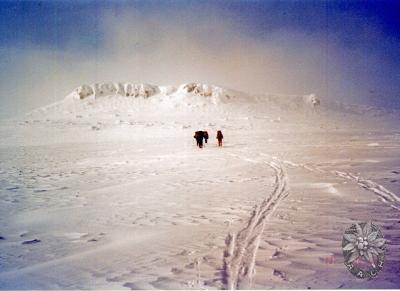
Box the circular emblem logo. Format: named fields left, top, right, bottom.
left=342, top=221, right=386, bottom=279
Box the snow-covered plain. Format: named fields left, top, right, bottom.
left=0, top=83, right=399, bottom=289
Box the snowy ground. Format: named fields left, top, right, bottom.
left=0, top=89, right=399, bottom=289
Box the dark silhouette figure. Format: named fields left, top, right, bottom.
left=194, top=131, right=204, bottom=148
left=203, top=131, right=209, bottom=144
left=217, top=130, right=223, bottom=147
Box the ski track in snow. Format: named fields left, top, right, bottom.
left=222, top=156, right=289, bottom=290
left=279, top=158, right=400, bottom=211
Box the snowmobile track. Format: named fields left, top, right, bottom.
left=222, top=160, right=289, bottom=290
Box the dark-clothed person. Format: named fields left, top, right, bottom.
left=194, top=131, right=204, bottom=148
left=217, top=130, right=223, bottom=147
left=203, top=131, right=209, bottom=144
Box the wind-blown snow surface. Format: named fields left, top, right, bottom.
left=0, top=83, right=400, bottom=289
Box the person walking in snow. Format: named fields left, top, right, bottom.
left=216, top=130, right=223, bottom=147
left=194, top=131, right=204, bottom=148
left=203, top=131, right=209, bottom=144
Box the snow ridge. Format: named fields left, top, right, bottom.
left=67, top=83, right=160, bottom=100
left=67, top=82, right=240, bottom=101
left=62, top=82, right=323, bottom=111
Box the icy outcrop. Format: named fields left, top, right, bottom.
left=73, top=84, right=94, bottom=100
left=179, top=83, right=214, bottom=96
left=303, top=94, right=321, bottom=108
left=95, top=82, right=118, bottom=96
left=178, top=83, right=235, bottom=100
left=176, top=83, right=242, bottom=105
left=123, top=83, right=160, bottom=98
left=67, top=83, right=160, bottom=100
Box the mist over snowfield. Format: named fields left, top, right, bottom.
left=1, top=1, right=400, bottom=119
left=1, top=1, right=400, bottom=288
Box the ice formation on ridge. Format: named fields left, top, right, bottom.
left=66, top=82, right=321, bottom=109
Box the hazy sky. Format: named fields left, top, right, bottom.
left=0, top=0, right=399, bottom=118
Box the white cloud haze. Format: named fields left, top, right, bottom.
left=0, top=6, right=398, bottom=118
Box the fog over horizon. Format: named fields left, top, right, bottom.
left=0, top=1, right=399, bottom=118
